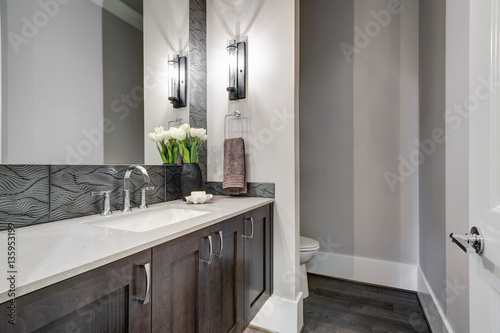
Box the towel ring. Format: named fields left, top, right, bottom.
left=224, top=111, right=244, bottom=139
left=168, top=117, right=183, bottom=129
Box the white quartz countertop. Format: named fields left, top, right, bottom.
left=0, top=196, right=274, bottom=303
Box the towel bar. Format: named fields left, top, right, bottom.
left=224, top=111, right=244, bottom=139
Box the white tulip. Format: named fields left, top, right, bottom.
left=190, top=128, right=207, bottom=139
left=148, top=132, right=165, bottom=142
left=170, top=127, right=187, bottom=141
left=163, top=130, right=172, bottom=140
left=180, top=123, right=191, bottom=134
left=154, top=126, right=164, bottom=135
left=148, top=132, right=157, bottom=141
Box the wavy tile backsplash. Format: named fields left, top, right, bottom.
left=0, top=165, right=181, bottom=230
left=0, top=165, right=50, bottom=229
left=0, top=164, right=274, bottom=231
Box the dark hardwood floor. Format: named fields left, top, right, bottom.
left=303, top=274, right=431, bottom=333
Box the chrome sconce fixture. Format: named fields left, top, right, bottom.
left=226, top=39, right=246, bottom=101
left=168, top=55, right=187, bottom=108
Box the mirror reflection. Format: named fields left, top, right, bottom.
left=0, top=0, right=189, bottom=165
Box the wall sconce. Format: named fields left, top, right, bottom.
left=168, top=55, right=187, bottom=108
left=226, top=39, right=246, bottom=101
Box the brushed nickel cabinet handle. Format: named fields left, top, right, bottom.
left=200, top=235, right=213, bottom=264
left=214, top=231, right=224, bottom=258
left=243, top=217, right=254, bottom=239
left=134, top=263, right=150, bottom=305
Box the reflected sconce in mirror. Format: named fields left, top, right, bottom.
left=168, top=55, right=187, bottom=108
left=226, top=39, right=246, bottom=101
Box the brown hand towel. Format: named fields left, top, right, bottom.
left=222, top=137, right=247, bottom=195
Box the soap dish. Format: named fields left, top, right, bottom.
left=186, top=191, right=213, bottom=204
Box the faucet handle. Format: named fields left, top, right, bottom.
left=91, top=191, right=113, bottom=216
left=139, top=186, right=155, bottom=209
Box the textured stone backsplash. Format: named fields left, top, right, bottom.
left=0, top=164, right=274, bottom=231
left=0, top=165, right=181, bottom=230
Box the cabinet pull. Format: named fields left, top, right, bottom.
left=214, top=231, right=224, bottom=258
left=134, top=263, right=150, bottom=305
left=243, top=217, right=254, bottom=239
left=200, top=235, right=213, bottom=264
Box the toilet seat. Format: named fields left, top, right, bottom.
left=300, top=236, right=320, bottom=251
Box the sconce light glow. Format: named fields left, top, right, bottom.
left=168, top=54, right=187, bottom=108
left=226, top=39, right=246, bottom=101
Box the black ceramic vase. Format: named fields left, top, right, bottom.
left=180, top=163, right=203, bottom=200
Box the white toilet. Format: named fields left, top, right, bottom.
left=300, top=236, right=320, bottom=298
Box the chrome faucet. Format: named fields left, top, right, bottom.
left=122, top=165, right=151, bottom=212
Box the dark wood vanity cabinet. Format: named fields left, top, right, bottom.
left=210, top=216, right=245, bottom=333
left=152, top=216, right=246, bottom=333
left=152, top=227, right=212, bottom=332
left=1, top=250, right=151, bottom=333
left=1, top=203, right=273, bottom=333
left=243, top=204, right=273, bottom=326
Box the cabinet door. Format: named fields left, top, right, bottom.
left=210, top=216, right=244, bottom=333
left=243, top=204, right=273, bottom=325
left=1, top=250, right=151, bottom=333
left=152, top=227, right=212, bottom=333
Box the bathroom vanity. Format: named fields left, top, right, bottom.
left=0, top=197, right=273, bottom=333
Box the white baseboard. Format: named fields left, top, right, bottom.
left=306, top=251, right=418, bottom=291
left=250, top=293, right=304, bottom=333
left=417, top=268, right=454, bottom=333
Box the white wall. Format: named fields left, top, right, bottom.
left=144, top=0, right=189, bottom=164
left=301, top=0, right=419, bottom=290
left=2, top=0, right=103, bottom=164
left=206, top=0, right=301, bottom=331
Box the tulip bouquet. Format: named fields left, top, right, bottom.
left=178, top=123, right=207, bottom=163
left=147, top=126, right=179, bottom=164
left=148, top=124, right=207, bottom=164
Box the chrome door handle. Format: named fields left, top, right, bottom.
left=200, top=235, right=213, bottom=264
left=450, top=226, right=484, bottom=254
left=243, top=217, right=254, bottom=239
left=214, top=231, right=224, bottom=258
left=134, top=263, right=150, bottom=304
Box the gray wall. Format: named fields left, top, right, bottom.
left=444, top=0, right=469, bottom=330
left=103, top=9, right=144, bottom=164
left=300, top=0, right=354, bottom=256
left=1, top=0, right=104, bottom=164
left=300, top=0, right=419, bottom=266
left=1, top=0, right=145, bottom=164
left=419, top=0, right=447, bottom=315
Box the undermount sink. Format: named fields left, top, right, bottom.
left=90, top=208, right=210, bottom=232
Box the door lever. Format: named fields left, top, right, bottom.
left=450, top=226, right=484, bottom=254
